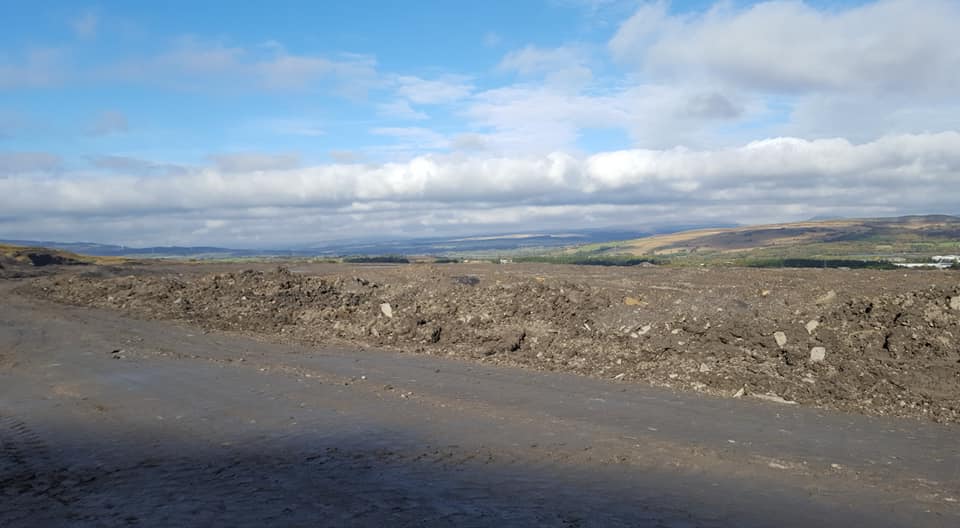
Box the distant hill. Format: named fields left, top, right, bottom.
left=569, top=215, right=960, bottom=266
left=0, top=243, right=126, bottom=271
left=0, top=228, right=688, bottom=259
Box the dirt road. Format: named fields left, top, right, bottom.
left=1, top=279, right=959, bottom=526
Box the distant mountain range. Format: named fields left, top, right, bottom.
left=1, top=224, right=729, bottom=259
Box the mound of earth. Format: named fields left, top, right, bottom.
left=23, top=264, right=960, bottom=423
left=0, top=245, right=90, bottom=278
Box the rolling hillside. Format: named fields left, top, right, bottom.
left=567, top=215, right=960, bottom=266
left=0, top=243, right=126, bottom=269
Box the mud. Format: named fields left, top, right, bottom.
left=22, top=262, right=960, bottom=423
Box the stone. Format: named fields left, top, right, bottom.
left=698, top=362, right=712, bottom=373
left=809, top=346, right=827, bottom=363
left=380, top=303, right=393, bottom=318
left=752, top=393, right=798, bottom=405
left=805, top=319, right=820, bottom=335
left=950, top=296, right=960, bottom=311
left=815, top=290, right=837, bottom=305
left=773, top=331, right=788, bottom=348
left=623, top=296, right=643, bottom=306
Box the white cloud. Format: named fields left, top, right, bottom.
left=394, top=75, right=473, bottom=104
left=498, top=45, right=593, bottom=87
left=2, top=133, right=957, bottom=234
left=464, top=83, right=760, bottom=153
left=377, top=100, right=429, bottom=121
left=611, top=0, right=960, bottom=96
left=371, top=127, right=449, bottom=150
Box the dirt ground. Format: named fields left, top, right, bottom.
left=18, top=260, right=960, bottom=424
left=2, top=276, right=959, bottom=526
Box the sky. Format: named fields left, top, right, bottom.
left=2, top=0, right=959, bottom=248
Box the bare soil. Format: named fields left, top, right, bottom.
left=20, top=262, right=960, bottom=424
left=2, top=277, right=959, bottom=526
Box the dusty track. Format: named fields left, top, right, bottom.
left=1, top=278, right=959, bottom=526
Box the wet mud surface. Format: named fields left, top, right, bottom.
left=2, top=275, right=960, bottom=526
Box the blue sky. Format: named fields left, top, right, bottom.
left=2, top=0, right=959, bottom=247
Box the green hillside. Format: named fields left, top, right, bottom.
left=552, top=215, right=960, bottom=267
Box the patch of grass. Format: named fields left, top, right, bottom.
left=343, top=255, right=410, bottom=264
left=514, top=254, right=664, bottom=267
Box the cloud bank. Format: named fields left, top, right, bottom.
left=2, top=132, right=958, bottom=245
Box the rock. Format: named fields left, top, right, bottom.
left=805, top=319, right=820, bottom=335
left=815, top=290, right=837, bottom=305
left=752, top=393, right=798, bottom=405
left=733, top=386, right=745, bottom=398
left=773, top=331, right=788, bottom=348
left=380, top=303, right=393, bottom=318
left=698, top=362, right=712, bottom=373
left=623, top=296, right=643, bottom=306
left=637, top=324, right=652, bottom=336
left=950, top=296, right=960, bottom=311
left=452, top=275, right=479, bottom=286
left=809, top=346, right=827, bottom=363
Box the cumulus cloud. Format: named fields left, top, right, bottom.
left=377, top=100, right=429, bottom=121
left=498, top=45, right=593, bottom=87
left=611, top=0, right=960, bottom=96
left=2, top=133, right=957, bottom=226
left=464, top=83, right=760, bottom=152
left=394, top=75, right=473, bottom=104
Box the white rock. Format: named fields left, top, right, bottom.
left=805, top=319, right=820, bottom=335
left=637, top=324, right=652, bottom=335
left=950, top=297, right=960, bottom=311
left=774, top=331, right=788, bottom=348
left=752, top=393, right=798, bottom=405
left=698, top=363, right=711, bottom=373
left=809, top=346, right=827, bottom=363
left=816, top=290, right=837, bottom=305
left=380, top=303, right=393, bottom=318
left=733, top=387, right=745, bottom=398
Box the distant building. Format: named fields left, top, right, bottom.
left=893, top=255, right=958, bottom=269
